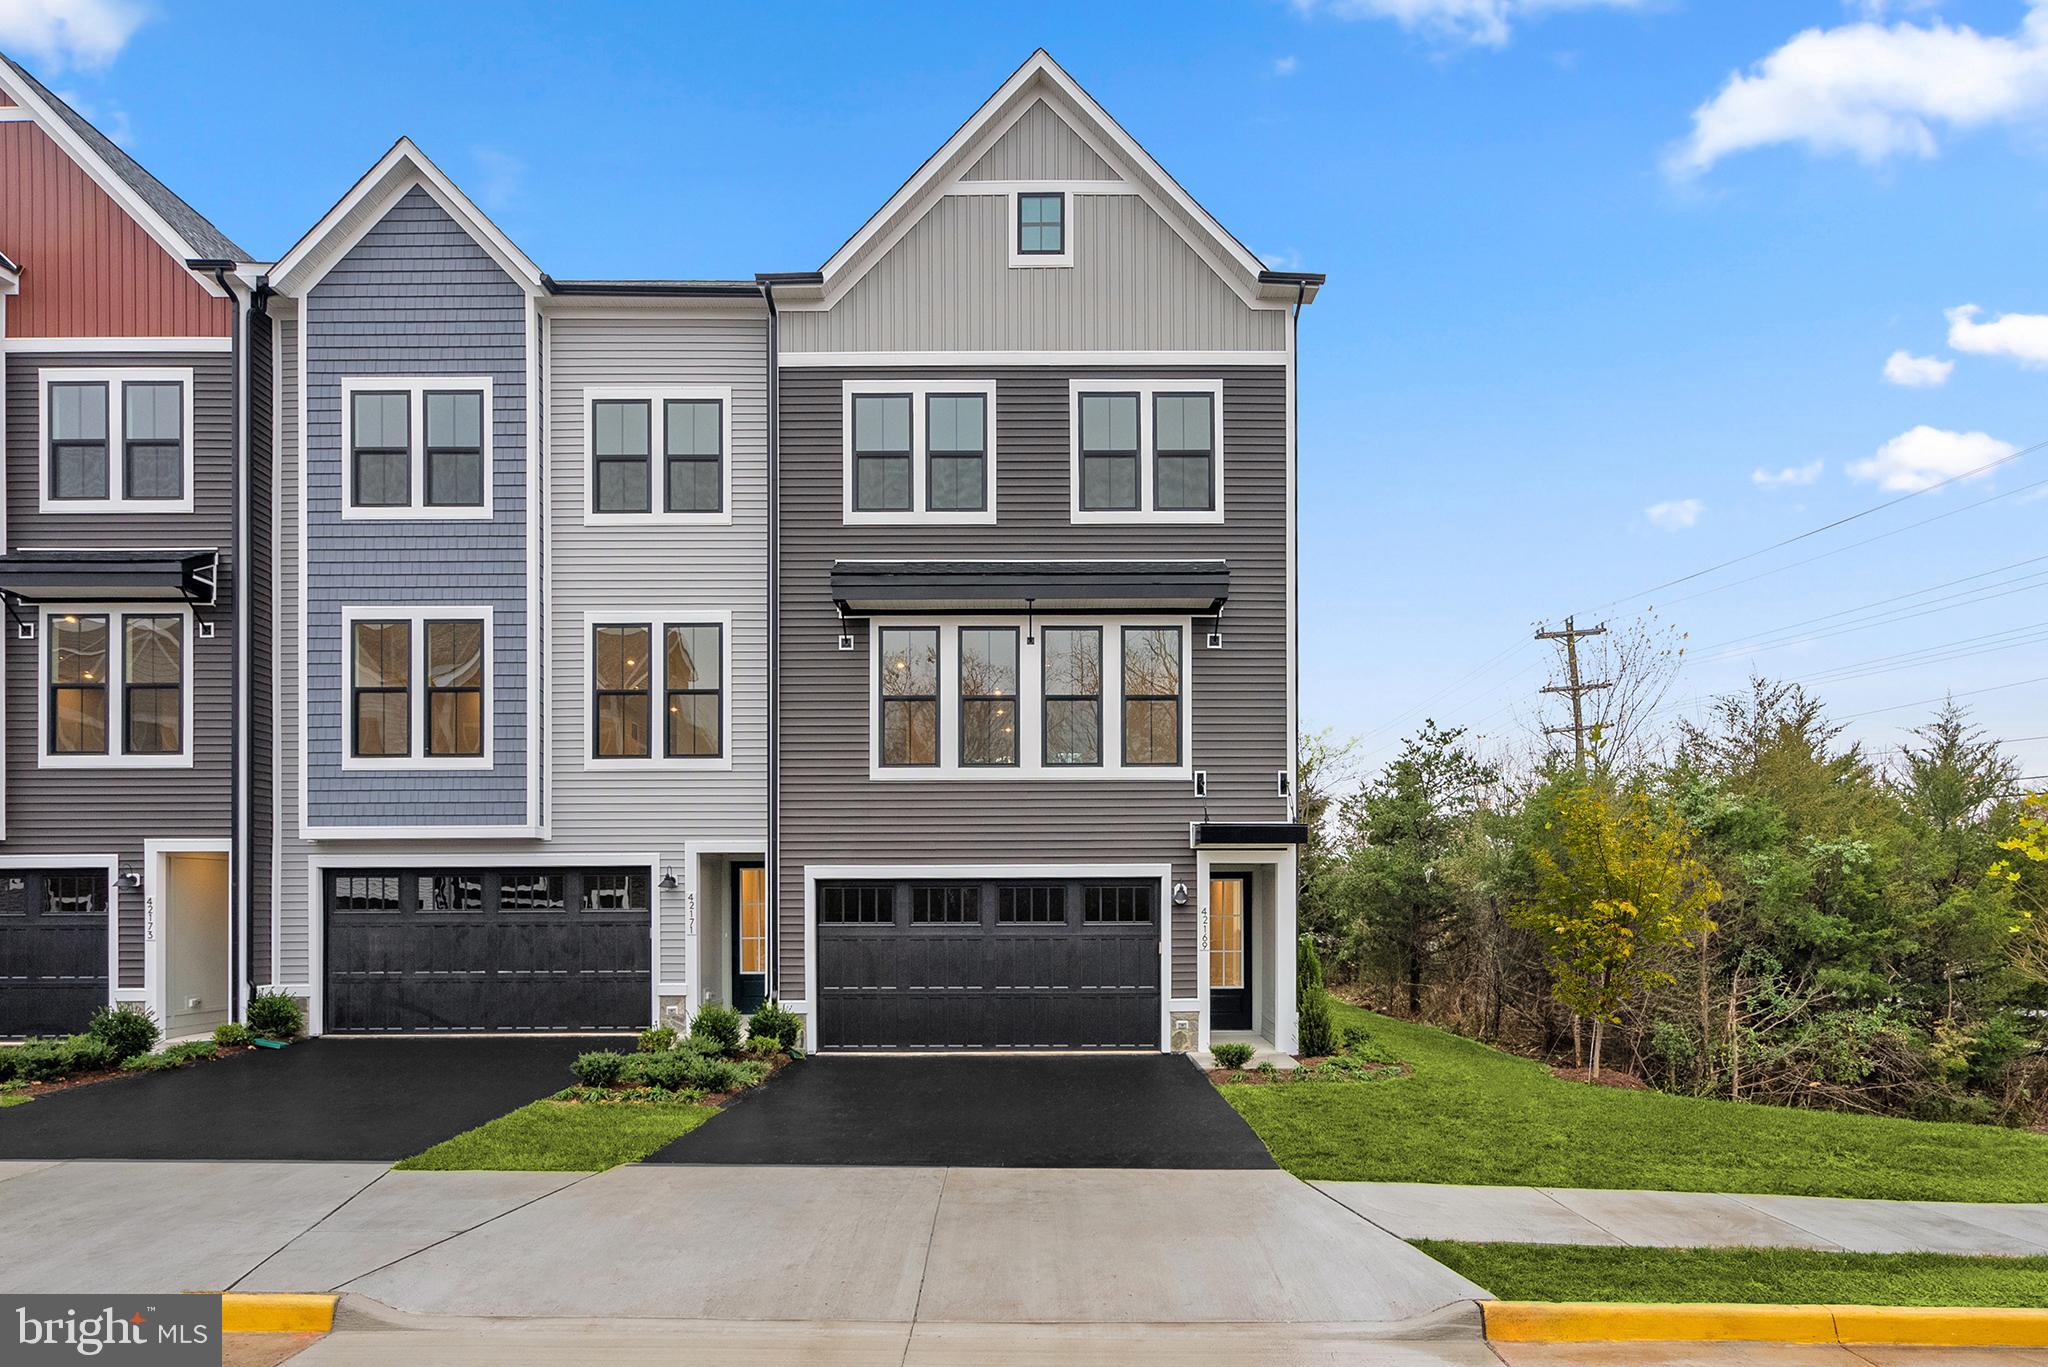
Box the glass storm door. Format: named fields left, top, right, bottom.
left=1208, top=874, right=1252, bottom=1032
left=733, top=863, right=768, bottom=1013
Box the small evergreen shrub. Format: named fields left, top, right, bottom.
left=12, top=1039, right=79, bottom=1082
left=247, top=990, right=306, bottom=1039
left=1296, top=934, right=1335, bottom=1057
left=625, top=1049, right=762, bottom=1093
left=1212, top=1041, right=1256, bottom=1070
left=690, top=1002, right=744, bottom=1053
left=88, top=1004, right=160, bottom=1062
left=637, top=1026, right=678, bottom=1054
left=61, top=1034, right=117, bottom=1073
left=570, top=1051, right=628, bottom=1087
left=747, top=1000, right=803, bottom=1050
left=213, top=1022, right=255, bottom=1048
left=120, top=1040, right=215, bottom=1073
left=745, top=1034, right=785, bottom=1058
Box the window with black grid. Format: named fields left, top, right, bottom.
left=1083, top=884, right=1153, bottom=924
left=44, top=874, right=105, bottom=917
left=820, top=884, right=894, bottom=924
left=334, top=875, right=401, bottom=913
left=910, top=884, right=980, bottom=924
left=417, top=874, right=484, bottom=912
left=583, top=872, right=649, bottom=911
left=997, top=884, right=1066, bottom=925
left=501, top=873, right=567, bottom=911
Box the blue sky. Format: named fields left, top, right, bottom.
left=9, top=0, right=2045, bottom=781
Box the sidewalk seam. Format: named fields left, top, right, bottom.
left=1722, top=1191, right=1851, bottom=1253
left=1532, top=1187, right=1632, bottom=1247
left=225, top=1166, right=389, bottom=1291
left=317, top=1169, right=606, bottom=1295
left=901, top=1165, right=950, bottom=1367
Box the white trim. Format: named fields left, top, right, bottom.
left=527, top=295, right=544, bottom=837
left=1194, top=847, right=1299, bottom=1055
left=305, top=850, right=661, bottom=1036
left=679, top=840, right=770, bottom=1021
left=783, top=350, right=1285, bottom=369
left=1069, top=378, right=1224, bottom=526
left=867, top=615, right=1192, bottom=783
left=270, top=312, right=284, bottom=988
left=36, top=367, right=197, bottom=514
left=948, top=179, right=1133, bottom=197
left=301, top=823, right=542, bottom=842
left=0, top=855, right=122, bottom=1010
left=338, top=376, right=495, bottom=520
left=36, top=603, right=197, bottom=769
left=336, top=605, right=496, bottom=771
left=2, top=337, right=231, bottom=354
left=579, top=385, right=735, bottom=528
left=142, top=839, right=233, bottom=1033
left=798, top=861, right=1175, bottom=1053
left=578, top=607, right=735, bottom=773
left=1007, top=188, right=1074, bottom=269
left=841, top=379, right=999, bottom=526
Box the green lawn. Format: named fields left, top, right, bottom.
left=1221, top=998, right=2048, bottom=1201
left=394, top=1097, right=717, bottom=1172
left=0, top=1093, right=30, bottom=1108
left=1415, top=1241, right=2048, bottom=1308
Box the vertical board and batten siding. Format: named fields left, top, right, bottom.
left=545, top=312, right=770, bottom=984
left=302, top=185, right=528, bottom=828
left=961, top=98, right=1121, bottom=181
left=2, top=350, right=237, bottom=986
left=779, top=194, right=1284, bottom=356
left=776, top=367, right=1290, bottom=1002
left=0, top=121, right=231, bottom=339
left=248, top=314, right=275, bottom=982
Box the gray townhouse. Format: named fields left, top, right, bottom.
left=0, top=56, right=268, bottom=1042
left=762, top=52, right=1320, bottom=1055
left=258, top=141, right=769, bottom=1033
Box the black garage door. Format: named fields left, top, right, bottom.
left=817, top=878, right=1160, bottom=1049
left=326, top=868, right=651, bottom=1032
left=0, top=870, right=110, bottom=1038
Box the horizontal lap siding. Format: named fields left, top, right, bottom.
left=3, top=350, right=237, bottom=987
left=776, top=367, right=1290, bottom=1003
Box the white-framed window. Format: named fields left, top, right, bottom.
left=842, top=380, right=998, bottom=525
left=581, top=608, right=733, bottom=771
left=38, top=368, right=196, bottom=514
left=581, top=386, right=733, bottom=526
left=340, top=377, right=494, bottom=520
left=38, top=604, right=196, bottom=768
left=1069, top=379, right=1225, bottom=525
left=868, top=616, right=1191, bottom=781
left=1009, top=188, right=1074, bottom=269
left=339, top=605, right=494, bottom=770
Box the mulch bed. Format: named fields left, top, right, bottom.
left=1207, top=1059, right=1409, bottom=1085
left=1549, top=1064, right=1651, bottom=1090
left=2, top=1043, right=260, bottom=1102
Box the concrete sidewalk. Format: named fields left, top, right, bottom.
left=1316, top=1181, right=2048, bottom=1255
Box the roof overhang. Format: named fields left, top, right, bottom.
left=0, top=548, right=219, bottom=607
left=831, top=559, right=1227, bottom=615
left=543, top=276, right=762, bottom=299
left=1192, top=822, right=1309, bottom=848
left=1257, top=270, right=1325, bottom=305
left=0, top=249, right=17, bottom=294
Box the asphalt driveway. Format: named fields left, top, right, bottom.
left=647, top=1054, right=1276, bottom=1168
left=0, top=1036, right=624, bottom=1162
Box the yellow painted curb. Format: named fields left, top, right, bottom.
left=217, top=1293, right=336, bottom=1334
left=1484, top=1302, right=2048, bottom=1348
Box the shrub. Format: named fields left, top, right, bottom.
left=637, top=1026, right=678, bottom=1054
left=0, top=1050, right=17, bottom=1083
left=625, top=1049, right=762, bottom=1093
left=213, top=1022, right=255, bottom=1049
left=690, top=1002, right=744, bottom=1053
left=120, top=1041, right=215, bottom=1073
left=1296, top=934, right=1335, bottom=1057
left=62, top=1034, right=117, bottom=1073
left=247, top=990, right=306, bottom=1039
left=571, top=1051, right=628, bottom=1087
left=747, top=1000, right=803, bottom=1050
left=745, top=1034, right=785, bottom=1058
left=12, top=1040, right=78, bottom=1082
left=1212, top=1041, right=1256, bottom=1070
left=88, top=1004, right=160, bottom=1062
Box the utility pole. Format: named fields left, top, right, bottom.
left=1536, top=616, right=1612, bottom=770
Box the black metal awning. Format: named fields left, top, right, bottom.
left=1193, top=822, right=1309, bottom=848
left=831, top=560, right=1229, bottom=615
left=0, top=548, right=219, bottom=607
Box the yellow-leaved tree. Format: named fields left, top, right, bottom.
left=1511, top=781, right=1721, bottom=1079
left=1993, top=793, right=2048, bottom=983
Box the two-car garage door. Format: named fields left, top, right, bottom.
left=816, top=877, right=1161, bottom=1050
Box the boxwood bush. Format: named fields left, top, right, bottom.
left=246, top=990, right=305, bottom=1039
left=213, top=1022, right=255, bottom=1048
left=689, top=1002, right=744, bottom=1053
left=570, top=1051, right=627, bottom=1087
left=637, top=1026, right=677, bottom=1054
left=746, top=1000, right=802, bottom=1050
left=1211, top=1041, right=1256, bottom=1070
left=87, top=1004, right=160, bottom=1062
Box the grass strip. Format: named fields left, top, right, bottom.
left=394, top=1097, right=716, bottom=1172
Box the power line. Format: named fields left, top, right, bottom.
left=1835, top=674, right=2048, bottom=723
left=1689, top=553, right=2048, bottom=657
left=1692, top=572, right=2048, bottom=665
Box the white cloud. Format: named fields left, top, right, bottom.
left=1288, top=0, right=1648, bottom=49
left=1669, top=2, right=2048, bottom=177
left=1848, top=425, right=2018, bottom=491
left=1272, top=54, right=1300, bottom=76
left=1752, top=460, right=1825, bottom=488
left=1646, top=497, right=1705, bottom=530
left=1847, top=0, right=1942, bottom=17
left=1946, top=303, right=2048, bottom=367
left=0, top=0, right=147, bottom=71
left=1882, top=349, right=1953, bottom=386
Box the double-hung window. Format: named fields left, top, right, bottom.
left=1153, top=394, right=1214, bottom=512
left=879, top=627, right=939, bottom=767
left=342, top=379, right=493, bottom=517
left=588, top=616, right=727, bottom=764
left=958, top=627, right=1018, bottom=767
left=1041, top=627, right=1102, bottom=767
left=42, top=606, right=192, bottom=766
left=1078, top=393, right=1139, bottom=512
left=926, top=394, right=988, bottom=512
left=852, top=394, right=912, bottom=512
left=42, top=370, right=194, bottom=512
left=345, top=608, right=492, bottom=766
left=1071, top=381, right=1225, bottom=522
left=1121, top=626, right=1183, bottom=766
left=585, top=389, right=730, bottom=521
left=845, top=382, right=998, bottom=522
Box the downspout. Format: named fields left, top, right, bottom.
left=1290, top=281, right=1305, bottom=826
left=760, top=280, right=780, bottom=1002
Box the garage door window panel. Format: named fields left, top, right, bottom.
left=880, top=627, right=939, bottom=767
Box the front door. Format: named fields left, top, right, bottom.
left=732, top=863, right=767, bottom=1013
left=1208, top=874, right=1253, bottom=1032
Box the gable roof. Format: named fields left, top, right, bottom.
left=268, top=136, right=545, bottom=297
left=0, top=52, right=247, bottom=262
left=772, top=50, right=1320, bottom=310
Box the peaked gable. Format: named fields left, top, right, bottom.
left=963, top=99, right=1120, bottom=182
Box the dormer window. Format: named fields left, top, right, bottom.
left=1009, top=189, right=1073, bottom=268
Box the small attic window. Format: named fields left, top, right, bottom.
left=1011, top=190, right=1072, bottom=269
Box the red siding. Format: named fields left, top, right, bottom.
left=0, top=120, right=229, bottom=338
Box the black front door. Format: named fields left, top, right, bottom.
left=1208, top=874, right=1253, bottom=1032
left=732, top=863, right=767, bottom=1013
left=0, top=870, right=110, bottom=1038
